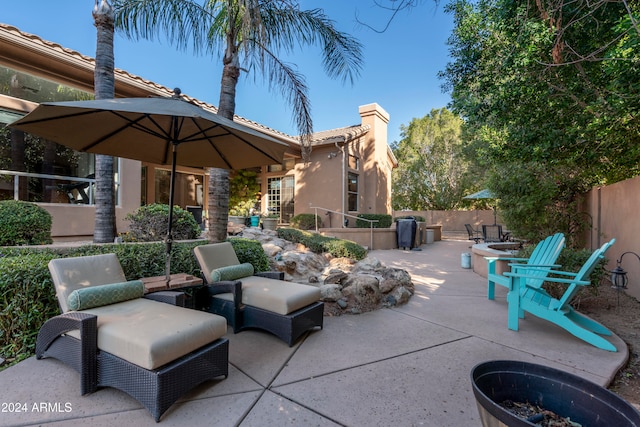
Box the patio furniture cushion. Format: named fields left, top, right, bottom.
left=67, top=280, right=145, bottom=311
left=210, top=263, right=254, bottom=282
left=214, top=275, right=321, bottom=315
left=67, top=298, right=227, bottom=370
left=49, top=253, right=128, bottom=313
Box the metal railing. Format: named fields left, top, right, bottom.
left=0, top=169, right=118, bottom=205
left=311, top=206, right=379, bottom=250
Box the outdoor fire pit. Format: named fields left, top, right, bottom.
left=471, top=360, right=640, bottom=427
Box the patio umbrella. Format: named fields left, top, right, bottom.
left=9, top=91, right=289, bottom=283
left=464, top=189, right=498, bottom=224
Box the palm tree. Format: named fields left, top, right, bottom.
left=93, top=0, right=117, bottom=243
left=113, top=0, right=363, bottom=242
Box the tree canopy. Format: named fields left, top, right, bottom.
left=392, top=108, right=475, bottom=210
left=440, top=0, right=640, bottom=241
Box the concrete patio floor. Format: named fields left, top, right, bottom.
left=0, top=238, right=629, bottom=426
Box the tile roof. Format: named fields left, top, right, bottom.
left=310, top=124, right=370, bottom=145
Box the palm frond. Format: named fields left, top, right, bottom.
left=247, top=40, right=313, bottom=158
left=258, top=5, right=364, bottom=84
left=113, top=0, right=223, bottom=55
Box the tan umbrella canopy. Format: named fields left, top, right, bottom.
left=9, top=91, right=289, bottom=282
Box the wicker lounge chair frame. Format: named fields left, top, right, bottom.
left=194, top=244, right=324, bottom=346
left=39, top=256, right=229, bottom=422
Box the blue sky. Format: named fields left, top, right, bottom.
left=3, top=1, right=453, bottom=144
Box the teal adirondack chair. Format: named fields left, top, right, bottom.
left=504, top=239, right=616, bottom=352
left=486, top=233, right=565, bottom=300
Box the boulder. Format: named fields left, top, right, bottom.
left=320, top=284, right=343, bottom=302
left=342, top=275, right=382, bottom=306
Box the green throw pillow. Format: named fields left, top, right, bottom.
left=210, top=263, right=255, bottom=282
left=67, top=280, right=145, bottom=311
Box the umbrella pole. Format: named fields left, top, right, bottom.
left=165, top=143, right=178, bottom=284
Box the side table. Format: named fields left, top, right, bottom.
left=140, top=273, right=204, bottom=309
left=140, top=273, right=203, bottom=293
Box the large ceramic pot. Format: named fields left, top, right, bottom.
left=228, top=215, right=247, bottom=226
left=471, top=360, right=640, bottom=427
left=262, top=217, right=278, bottom=231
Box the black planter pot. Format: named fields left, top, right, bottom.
left=471, top=360, right=640, bottom=427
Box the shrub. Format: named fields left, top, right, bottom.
left=517, top=244, right=608, bottom=302
left=229, top=170, right=260, bottom=216
left=227, top=238, right=270, bottom=272
left=124, top=204, right=201, bottom=242
left=0, top=200, right=52, bottom=246
left=356, top=214, right=392, bottom=228
left=276, top=227, right=366, bottom=260
left=290, top=213, right=322, bottom=230
left=0, top=252, right=60, bottom=366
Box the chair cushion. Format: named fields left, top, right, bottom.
left=210, top=263, right=254, bottom=282
left=67, top=280, right=144, bottom=311
left=214, top=276, right=321, bottom=315
left=194, top=242, right=241, bottom=280
left=68, top=298, right=227, bottom=370
left=48, top=254, right=128, bottom=313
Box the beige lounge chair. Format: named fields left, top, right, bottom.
left=38, top=254, right=229, bottom=422
left=194, top=242, right=324, bottom=346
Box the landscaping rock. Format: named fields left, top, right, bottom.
left=235, top=227, right=414, bottom=316
left=320, top=284, right=343, bottom=302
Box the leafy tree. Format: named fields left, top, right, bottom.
left=440, top=0, right=640, bottom=242
left=392, top=108, right=473, bottom=210
left=113, top=0, right=363, bottom=242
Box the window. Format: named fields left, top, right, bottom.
left=154, top=169, right=204, bottom=208
left=348, top=173, right=358, bottom=211
left=266, top=176, right=294, bottom=222
left=0, top=66, right=113, bottom=205
left=348, top=155, right=360, bottom=170
left=267, top=177, right=281, bottom=215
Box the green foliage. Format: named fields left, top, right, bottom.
left=442, top=0, right=640, bottom=235
left=517, top=244, right=608, bottom=302
left=0, top=252, right=60, bottom=366
left=392, top=108, right=475, bottom=210
left=0, top=238, right=270, bottom=369
left=290, top=213, right=322, bottom=230
left=124, top=203, right=201, bottom=242
left=0, top=200, right=52, bottom=246
left=227, top=238, right=270, bottom=272
left=229, top=170, right=260, bottom=216
left=488, top=163, right=591, bottom=247
left=356, top=214, right=392, bottom=228
left=276, top=228, right=367, bottom=260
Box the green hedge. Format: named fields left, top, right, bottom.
left=356, top=214, right=392, bottom=228
left=289, top=213, right=322, bottom=230
left=0, top=238, right=268, bottom=369
left=277, top=228, right=367, bottom=260
left=517, top=244, right=608, bottom=301
left=0, top=200, right=52, bottom=246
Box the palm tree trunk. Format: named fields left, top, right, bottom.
left=93, top=0, right=116, bottom=243
left=207, top=34, right=240, bottom=242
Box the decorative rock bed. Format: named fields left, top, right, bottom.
left=240, top=228, right=415, bottom=315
